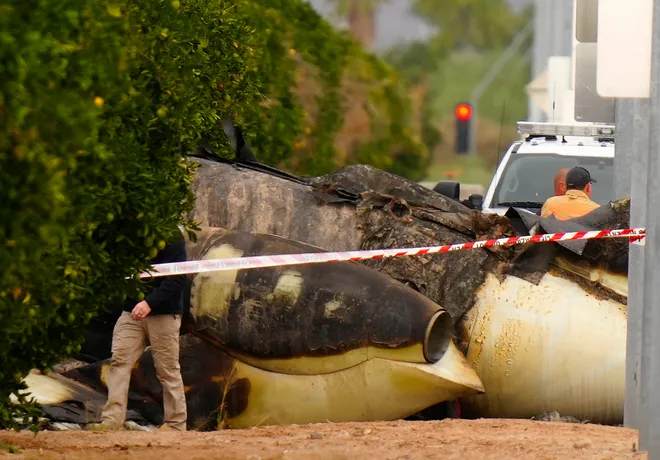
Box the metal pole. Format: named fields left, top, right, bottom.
left=628, top=2, right=660, bottom=455
left=530, top=0, right=574, bottom=121
left=623, top=97, right=649, bottom=430
left=617, top=98, right=636, bottom=426
left=614, top=100, right=633, bottom=199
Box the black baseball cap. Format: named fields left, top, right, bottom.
left=566, top=166, right=596, bottom=189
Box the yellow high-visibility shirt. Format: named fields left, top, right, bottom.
left=541, top=190, right=600, bottom=221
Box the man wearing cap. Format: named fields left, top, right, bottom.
left=541, top=166, right=600, bottom=220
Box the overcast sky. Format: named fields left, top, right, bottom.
left=308, top=0, right=533, bottom=52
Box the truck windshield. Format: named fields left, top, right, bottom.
left=492, top=154, right=614, bottom=208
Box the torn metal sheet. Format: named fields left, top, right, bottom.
left=310, top=164, right=469, bottom=214
left=193, top=158, right=630, bottom=319
left=459, top=272, right=626, bottom=424
left=191, top=158, right=631, bottom=316
left=37, top=335, right=482, bottom=429
left=192, top=159, right=362, bottom=251
left=186, top=228, right=454, bottom=367
left=32, top=160, right=633, bottom=428
left=538, top=199, right=630, bottom=258
left=506, top=199, right=630, bottom=296
left=186, top=159, right=631, bottom=423
left=31, top=228, right=484, bottom=429
left=192, top=160, right=515, bottom=323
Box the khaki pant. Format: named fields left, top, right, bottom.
left=101, top=311, right=187, bottom=430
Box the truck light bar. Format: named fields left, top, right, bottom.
left=517, top=122, right=615, bottom=139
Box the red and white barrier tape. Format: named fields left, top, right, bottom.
left=139, top=227, right=646, bottom=279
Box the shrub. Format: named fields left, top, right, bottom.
left=0, top=0, right=424, bottom=427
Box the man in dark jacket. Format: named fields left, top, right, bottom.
left=88, top=236, right=188, bottom=431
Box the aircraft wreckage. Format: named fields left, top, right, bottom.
left=27, top=157, right=631, bottom=428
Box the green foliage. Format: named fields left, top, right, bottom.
left=384, top=43, right=444, bottom=156
left=242, top=0, right=349, bottom=174
left=241, top=0, right=426, bottom=176
left=383, top=1, right=530, bottom=160
left=328, top=0, right=385, bottom=16
left=430, top=49, right=530, bottom=126
left=424, top=154, right=494, bottom=188
left=0, top=0, right=208, bottom=428
left=349, top=52, right=428, bottom=179
left=0, top=0, right=424, bottom=427
left=387, top=0, right=528, bottom=82
left=412, top=0, right=527, bottom=51
left=386, top=41, right=447, bottom=85
left=0, top=387, right=42, bottom=433
left=0, top=440, right=22, bottom=454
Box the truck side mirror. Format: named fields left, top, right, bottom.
left=467, top=194, right=483, bottom=210
left=433, top=181, right=461, bottom=201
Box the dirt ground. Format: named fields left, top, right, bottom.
left=0, top=419, right=645, bottom=460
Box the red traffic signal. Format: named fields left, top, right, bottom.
left=454, top=102, right=473, bottom=154
left=454, top=102, right=473, bottom=122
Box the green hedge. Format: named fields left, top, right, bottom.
left=241, top=0, right=427, bottom=177
left=0, top=0, right=424, bottom=427
left=0, top=0, right=199, bottom=427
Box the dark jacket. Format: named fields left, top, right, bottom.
left=123, top=237, right=187, bottom=315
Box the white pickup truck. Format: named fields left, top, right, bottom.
left=478, top=122, right=615, bottom=215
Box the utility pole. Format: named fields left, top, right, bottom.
left=620, top=98, right=650, bottom=431
left=614, top=100, right=634, bottom=199
left=617, top=97, right=649, bottom=433
left=627, top=2, right=660, bottom=455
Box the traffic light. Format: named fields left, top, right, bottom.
left=454, top=102, right=473, bottom=154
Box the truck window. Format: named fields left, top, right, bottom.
left=492, top=154, right=614, bottom=208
